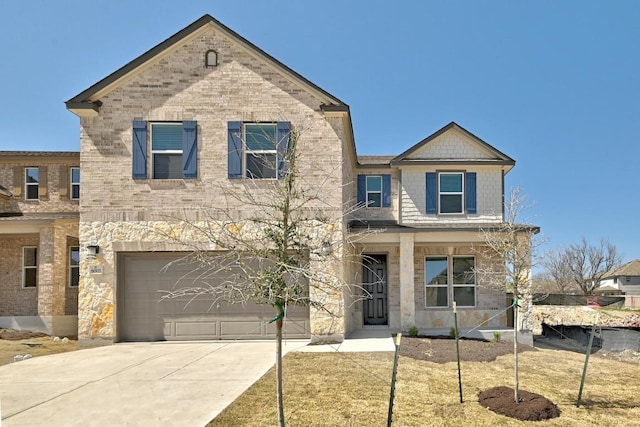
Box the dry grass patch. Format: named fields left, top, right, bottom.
left=0, top=329, right=78, bottom=366
left=209, top=347, right=640, bottom=426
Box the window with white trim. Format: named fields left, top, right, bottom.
left=69, top=246, right=79, bottom=287
left=425, top=257, right=448, bottom=307
left=439, top=172, right=464, bottom=214
left=365, top=176, right=382, bottom=207
left=25, top=167, right=39, bottom=200
left=23, top=247, right=37, bottom=288
left=70, top=167, right=80, bottom=200
left=425, top=256, right=476, bottom=308
left=452, top=257, right=475, bottom=307
left=151, top=123, right=183, bottom=179
left=245, top=123, right=278, bottom=179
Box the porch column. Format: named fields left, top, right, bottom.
left=399, top=233, right=415, bottom=330
left=37, top=226, right=55, bottom=315
left=37, top=224, right=67, bottom=316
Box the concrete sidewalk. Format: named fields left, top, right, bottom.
left=0, top=341, right=304, bottom=427
left=294, top=328, right=396, bottom=353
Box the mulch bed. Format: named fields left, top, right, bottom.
left=399, top=335, right=535, bottom=363
left=0, top=328, right=48, bottom=341
left=478, top=386, right=561, bottom=421
left=400, top=336, right=561, bottom=422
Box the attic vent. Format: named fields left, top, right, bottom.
left=205, top=50, right=218, bottom=68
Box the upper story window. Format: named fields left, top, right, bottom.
left=426, top=171, right=476, bottom=215
left=69, top=246, right=79, bottom=287
left=439, top=172, right=464, bottom=214
left=132, top=120, right=198, bottom=180
left=23, top=247, right=38, bottom=288
left=425, top=256, right=476, bottom=308
left=245, top=123, right=277, bottom=179
left=25, top=167, right=39, bottom=200
left=365, top=176, right=382, bottom=207
left=227, top=121, right=291, bottom=180
left=357, top=174, right=391, bottom=208
left=151, top=123, right=183, bottom=179
left=205, top=50, right=218, bottom=67
left=70, top=167, right=80, bottom=200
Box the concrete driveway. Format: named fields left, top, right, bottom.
left=0, top=340, right=307, bottom=427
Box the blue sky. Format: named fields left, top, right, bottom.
left=1, top=1, right=639, bottom=263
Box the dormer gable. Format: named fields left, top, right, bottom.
left=390, top=122, right=515, bottom=172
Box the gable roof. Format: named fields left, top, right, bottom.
left=65, top=14, right=347, bottom=116
left=603, top=260, right=640, bottom=278
left=390, top=122, right=515, bottom=169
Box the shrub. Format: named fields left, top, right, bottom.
left=408, top=326, right=419, bottom=337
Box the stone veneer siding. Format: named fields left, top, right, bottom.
left=79, top=220, right=346, bottom=342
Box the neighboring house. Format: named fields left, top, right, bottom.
left=63, top=14, right=535, bottom=345
left=598, top=260, right=640, bottom=296
left=0, top=152, right=80, bottom=336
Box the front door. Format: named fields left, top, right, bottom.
left=363, top=254, right=388, bottom=325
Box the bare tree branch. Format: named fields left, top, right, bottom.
left=144, top=121, right=373, bottom=427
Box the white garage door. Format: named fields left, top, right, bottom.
left=117, top=253, right=310, bottom=341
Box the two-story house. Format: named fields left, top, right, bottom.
left=64, top=14, right=535, bottom=346
left=0, top=152, right=79, bottom=336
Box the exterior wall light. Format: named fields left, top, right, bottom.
left=87, top=245, right=100, bottom=260
left=321, top=240, right=332, bottom=256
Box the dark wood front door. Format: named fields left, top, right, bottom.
left=363, top=255, right=388, bottom=325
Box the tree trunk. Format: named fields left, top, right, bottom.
left=276, top=310, right=285, bottom=426
left=513, top=302, right=520, bottom=403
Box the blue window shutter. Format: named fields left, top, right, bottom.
left=466, top=172, right=477, bottom=214
left=276, top=121, right=291, bottom=176
left=382, top=174, right=391, bottom=207
left=426, top=172, right=437, bottom=214
left=228, top=121, right=242, bottom=179
left=357, top=175, right=366, bottom=205
left=182, top=121, right=198, bottom=179
left=132, top=121, right=147, bottom=179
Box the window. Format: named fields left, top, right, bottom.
left=425, top=256, right=476, bottom=308
left=439, top=172, right=463, bottom=214
left=205, top=50, right=218, bottom=67
left=426, top=172, right=476, bottom=215
left=245, top=123, right=278, bottom=179
left=25, top=167, right=39, bottom=200
left=132, top=120, right=197, bottom=180
left=365, top=176, right=382, bottom=207
left=23, top=247, right=37, bottom=288
left=227, top=121, right=291, bottom=180
left=151, top=123, right=183, bottom=179
left=452, top=257, right=475, bottom=307
left=357, top=174, right=391, bottom=207
left=425, top=257, right=449, bottom=307
left=69, top=246, right=80, bottom=287
left=70, top=167, right=80, bottom=200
